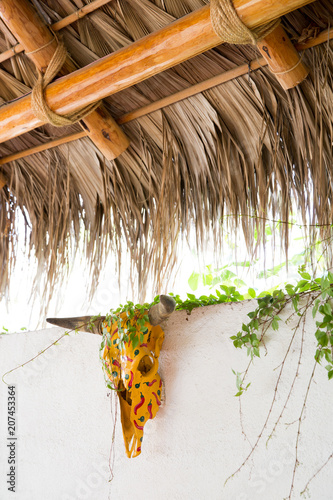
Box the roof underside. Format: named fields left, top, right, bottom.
left=0, top=0, right=333, bottom=303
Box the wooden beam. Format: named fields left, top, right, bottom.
left=0, top=131, right=87, bottom=165
left=0, top=24, right=331, bottom=167
left=51, top=0, right=112, bottom=31
left=0, top=0, right=71, bottom=74
left=118, top=58, right=267, bottom=125
left=257, top=24, right=308, bottom=89
left=0, top=0, right=129, bottom=160
left=0, top=0, right=316, bottom=144
left=118, top=25, right=333, bottom=122
left=0, top=0, right=112, bottom=65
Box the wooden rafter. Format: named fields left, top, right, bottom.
left=0, top=0, right=316, bottom=145
left=0, top=0, right=129, bottom=160
left=0, top=0, right=112, bottom=65
left=1, top=24, right=331, bottom=167
left=0, top=0, right=307, bottom=90
left=257, top=24, right=309, bottom=89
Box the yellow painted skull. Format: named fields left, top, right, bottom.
left=102, top=311, right=164, bottom=458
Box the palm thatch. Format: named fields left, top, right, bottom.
left=0, top=0, right=333, bottom=304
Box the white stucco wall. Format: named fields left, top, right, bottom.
left=0, top=300, right=332, bottom=500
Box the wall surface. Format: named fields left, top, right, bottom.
left=0, top=300, right=332, bottom=500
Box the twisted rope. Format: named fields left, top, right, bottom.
left=31, top=39, right=100, bottom=127
left=210, top=0, right=280, bottom=45
left=26, top=36, right=56, bottom=55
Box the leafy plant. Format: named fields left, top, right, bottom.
left=230, top=268, right=333, bottom=381
left=170, top=287, right=244, bottom=313
left=227, top=267, right=333, bottom=499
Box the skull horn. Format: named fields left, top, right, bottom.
left=148, top=295, right=176, bottom=326
left=46, top=316, right=105, bottom=335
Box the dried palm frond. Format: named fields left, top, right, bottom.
left=0, top=0, right=333, bottom=307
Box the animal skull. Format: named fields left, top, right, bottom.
left=47, top=295, right=176, bottom=458
left=103, top=313, right=165, bottom=457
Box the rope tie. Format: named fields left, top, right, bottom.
left=31, top=39, right=100, bottom=127
left=270, top=54, right=303, bottom=75
left=26, top=36, right=56, bottom=55
left=210, top=0, right=280, bottom=45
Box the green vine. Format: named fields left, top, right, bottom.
left=1, top=265, right=332, bottom=498
left=231, top=268, right=333, bottom=389
left=223, top=266, right=333, bottom=498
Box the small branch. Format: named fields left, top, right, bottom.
left=1, top=319, right=98, bottom=384
left=287, top=360, right=318, bottom=499
left=267, top=306, right=307, bottom=442
left=1, top=330, right=68, bottom=384
left=222, top=214, right=333, bottom=228
left=226, top=326, right=297, bottom=483
left=300, top=451, right=333, bottom=496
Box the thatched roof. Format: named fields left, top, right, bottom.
left=0, top=0, right=333, bottom=304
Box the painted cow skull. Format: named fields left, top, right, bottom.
left=47, top=295, right=176, bottom=458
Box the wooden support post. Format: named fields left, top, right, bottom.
left=257, top=24, right=308, bottom=89
left=0, top=0, right=114, bottom=65
left=0, top=0, right=129, bottom=160
left=0, top=0, right=315, bottom=144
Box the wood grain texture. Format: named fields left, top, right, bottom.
left=81, top=105, right=130, bottom=159
left=0, top=0, right=70, bottom=74
left=0, top=0, right=315, bottom=144
left=0, top=21, right=331, bottom=166
left=0, top=0, right=129, bottom=159
left=257, top=25, right=308, bottom=89
left=235, top=0, right=314, bottom=27
left=0, top=0, right=113, bottom=65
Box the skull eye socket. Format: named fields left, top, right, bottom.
left=137, top=354, right=154, bottom=374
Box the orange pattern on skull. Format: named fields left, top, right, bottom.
left=102, top=312, right=164, bottom=458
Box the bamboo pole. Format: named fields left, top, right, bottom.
left=0, top=0, right=316, bottom=144
left=257, top=24, right=308, bottom=89
left=0, top=131, right=87, bottom=165
left=0, top=0, right=71, bottom=74
left=0, top=0, right=112, bottom=65
left=0, top=24, right=331, bottom=167
left=0, top=0, right=129, bottom=160
left=119, top=57, right=267, bottom=125
left=51, top=0, right=112, bottom=31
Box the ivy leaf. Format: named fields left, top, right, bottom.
left=188, top=272, right=200, bottom=291
left=315, top=330, right=328, bottom=347
left=315, top=348, right=323, bottom=363
left=253, top=347, right=260, bottom=358
left=248, top=288, right=256, bottom=299
left=322, top=302, right=332, bottom=317
left=299, top=271, right=311, bottom=280
left=312, top=299, right=320, bottom=318
left=132, top=336, right=139, bottom=349
left=285, top=284, right=295, bottom=296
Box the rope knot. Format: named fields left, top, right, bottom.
left=31, top=39, right=100, bottom=127
left=210, top=0, right=280, bottom=45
